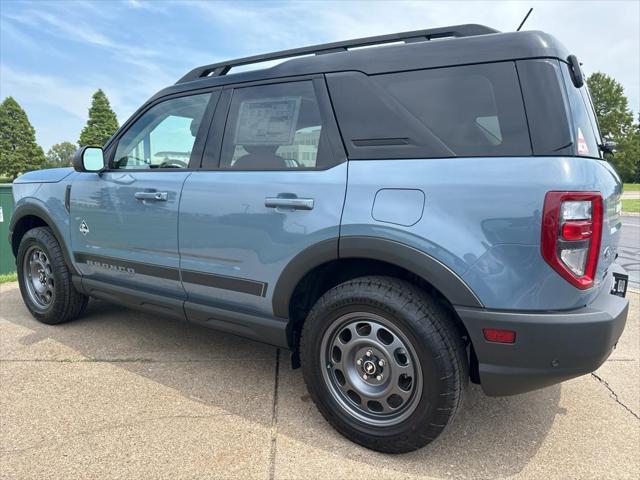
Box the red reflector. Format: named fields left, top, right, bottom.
left=561, top=220, right=593, bottom=240
left=483, top=328, right=516, bottom=344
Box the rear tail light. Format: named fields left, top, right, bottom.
left=541, top=192, right=603, bottom=289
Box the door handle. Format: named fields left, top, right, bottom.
left=265, top=195, right=314, bottom=211
left=135, top=191, right=168, bottom=202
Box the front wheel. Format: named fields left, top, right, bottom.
left=17, top=227, right=88, bottom=324
left=300, top=276, right=468, bottom=453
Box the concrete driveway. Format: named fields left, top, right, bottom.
left=1, top=282, right=638, bottom=480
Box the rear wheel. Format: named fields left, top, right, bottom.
left=300, top=276, right=468, bottom=453
left=17, top=227, right=88, bottom=324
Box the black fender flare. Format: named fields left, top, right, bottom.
left=272, top=238, right=339, bottom=319
left=271, top=236, right=482, bottom=319
left=9, top=201, right=78, bottom=274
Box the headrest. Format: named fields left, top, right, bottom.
left=243, top=145, right=278, bottom=155
left=190, top=118, right=201, bottom=137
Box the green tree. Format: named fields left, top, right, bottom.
left=586, top=72, right=638, bottom=182
left=45, top=141, right=77, bottom=169
left=0, top=97, right=46, bottom=180
left=78, top=89, right=119, bottom=147
left=615, top=124, right=640, bottom=182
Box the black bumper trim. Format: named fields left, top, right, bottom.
left=456, top=265, right=629, bottom=396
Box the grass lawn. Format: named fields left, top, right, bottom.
left=0, top=272, right=17, bottom=283
left=624, top=183, right=640, bottom=192
left=622, top=199, right=640, bottom=213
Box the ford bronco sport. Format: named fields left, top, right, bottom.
left=9, top=25, right=629, bottom=453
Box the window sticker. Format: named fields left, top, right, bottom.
left=234, top=96, right=301, bottom=146
left=577, top=127, right=590, bottom=155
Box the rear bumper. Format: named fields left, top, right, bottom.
left=455, top=264, right=629, bottom=396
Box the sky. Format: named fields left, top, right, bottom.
left=1, top=0, right=639, bottom=151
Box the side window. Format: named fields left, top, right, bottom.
left=113, top=93, right=212, bottom=169
left=220, top=81, right=328, bottom=170
left=371, top=63, right=531, bottom=156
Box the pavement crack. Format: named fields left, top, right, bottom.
left=268, top=348, right=280, bottom=480
left=591, top=372, right=640, bottom=421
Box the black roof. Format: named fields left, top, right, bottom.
left=153, top=25, right=571, bottom=100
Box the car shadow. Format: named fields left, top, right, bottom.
left=4, top=294, right=562, bottom=478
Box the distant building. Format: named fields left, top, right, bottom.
left=277, top=128, right=320, bottom=167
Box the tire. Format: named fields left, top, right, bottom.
left=300, top=275, right=468, bottom=453
left=17, top=227, right=88, bottom=325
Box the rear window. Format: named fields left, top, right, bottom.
left=560, top=64, right=602, bottom=159
left=372, top=63, right=531, bottom=157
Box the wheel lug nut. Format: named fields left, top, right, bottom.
left=356, top=359, right=362, bottom=365
left=376, top=374, right=383, bottom=381
left=378, top=359, right=385, bottom=367
left=362, top=374, right=368, bottom=380
left=366, top=350, right=372, bottom=357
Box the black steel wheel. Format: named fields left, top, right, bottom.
left=321, top=311, right=422, bottom=426
left=22, top=246, right=55, bottom=311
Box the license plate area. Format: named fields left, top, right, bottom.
left=611, top=272, right=628, bottom=298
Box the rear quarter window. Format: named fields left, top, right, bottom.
left=327, top=63, right=532, bottom=159
left=372, top=63, right=531, bottom=157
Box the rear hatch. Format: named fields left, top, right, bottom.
left=559, top=60, right=623, bottom=285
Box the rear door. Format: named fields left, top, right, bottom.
left=70, top=90, right=218, bottom=315
left=178, top=77, right=346, bottom=322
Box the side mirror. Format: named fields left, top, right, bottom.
left=73, top=146, right=105, bottom=173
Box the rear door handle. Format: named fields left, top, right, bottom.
left=265, top=195, right=314, bottom=211
left=135, top=191, right=168, bottom=202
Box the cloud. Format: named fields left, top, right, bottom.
left=185, top=0, right=640, bottom=114
left=0, top=64, right=95, bottom=119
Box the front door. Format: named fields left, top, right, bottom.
left=179, top=79, right=347, bottom=324
left=70, top=91, right=216, bottom=314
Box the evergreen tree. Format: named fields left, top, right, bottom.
left=587, top=72, right=638, bottom=182
left=0, top=97, right=46, bottom=180
left=45, top=141, right=77, bottom=169
left=78, top=89, right=119, bottom=147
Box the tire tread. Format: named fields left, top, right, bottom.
left=17, top=227, right=88, bottom=324
left=300, top=275, right=468, bottom=453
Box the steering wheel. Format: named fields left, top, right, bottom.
left=159, top=159, right=188, bottom=169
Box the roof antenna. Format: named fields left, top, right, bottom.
left=516, top=8, right=533, bottom=31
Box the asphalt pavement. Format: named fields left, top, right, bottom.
left=620, top=215, right=640, bottom=289
left=1, top=281, right=638, bottom=480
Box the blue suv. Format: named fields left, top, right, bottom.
left=9, top=25, right=629, bottom=453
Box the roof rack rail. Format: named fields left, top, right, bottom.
left=176, top=24, right=498, bottom=84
